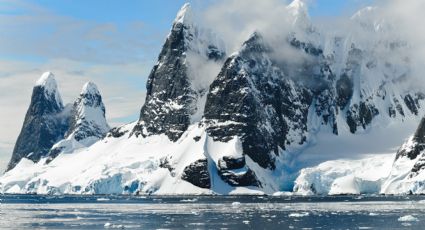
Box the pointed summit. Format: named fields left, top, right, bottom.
left=132, top=2, right=225, bottom=141
left=6, top=72, right=70, bottom=171
left=46, top=82, right=110, bottom=162
left=35, top=72, right=63, bottom=107
left=66, top=82, right=109, bottom=143
left=287, top=0, right=310, bottom=28
left=287, top=0, right=308, bottom=16
left=81, top=81, right=100, bottom=95
left=174, top=3, right=192, bottom=25
left=36, top=71, right=55, bottom=86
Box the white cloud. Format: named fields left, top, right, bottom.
left=201, top=0, right=296, bottom=53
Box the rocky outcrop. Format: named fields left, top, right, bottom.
left=132, top=3, right=225, bottom=141
left=181, top=159, right=211, bottom=189
left=66, top=82, right=110, bottom=143
left=6, top=72, right=70, bottom=171
left=204, top=33, right=312, bottom=171
left=395, top=117, right=425, bottom=161
left=46, top=82, right=110, bottom=162
left=217, top=156, right=260, bottom=187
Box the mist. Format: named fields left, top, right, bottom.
left=189, top=0, right=425, bottom=91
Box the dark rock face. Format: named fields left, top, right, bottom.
left=7, top=77, right=69, bottom=171
left=106, top=126, right=129, bottom=138
left=46, top=82, right=110, bottom=163
left=396, top=117, right=425, bottom=161
left=394, top=117, right=425, bottom=178
left=204, top=33, right=312, bottom=170
left=217, top=156, right=261, bottom=187
left=336, top=74, right=354, bottom=109
left=132, top=19, right=193, bottom=141
left=410, top=157, right=425, bottom=178
left=65, top=84, right=109, bottom=142
left=218, top=156, right=246, bottom=170
left=219, top=169, right=260, bottom=187
left=346, top=102, right=379, bottom=133
left=181, top=159, right=211, bottom=189
left=339, top=46, right=379, bottom=134
left=404, top=93, right=425, bottom=116
left=132, top=5, right=225, bottom=142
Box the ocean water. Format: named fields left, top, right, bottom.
left=0, top=195, right=424, bottom=229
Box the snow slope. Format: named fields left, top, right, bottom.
left=2, top=1, right=425, bottom=195
left=293, top=154, right=394, bottom=195
left=0, top=123, right=267, bottom=195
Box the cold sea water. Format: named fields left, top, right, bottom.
left=1, top=194, right=425, bottom=229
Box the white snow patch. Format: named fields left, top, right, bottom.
left=35, top=71, right=63, bottom=107
left=293, top=154, right=394, bottom=195
left=288, top=212, right=310, bottom=218
left=398, top=215, right=419, bottom=222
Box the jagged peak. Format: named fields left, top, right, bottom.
left=174, top=3, right=192, bottom=25
left=243, top=31, right=263, bottom=45
left=81, top=81, right=100, bottom=96
left=287, top=0, right=308, bottom=17
left=35, top=71, right=63, bottom=105
left=69, top=81, right=109, bottom=141
left=287, top=0, right=310, bottom=27
left=238, top=31, right=268, bottom=54
left=36, top=71, right=57, bottom=89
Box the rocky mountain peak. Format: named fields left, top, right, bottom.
left=35, top=71, right=63, bottom=109
left=66, top=81, right=109, bottom=142
left=46, top=81, right=110, bottom=163
left=287, top=0, right=310, bottom=28
left=81, top=81, right=100, bottom=95
left=6, top=72, right=70, bottom=171
left=174, top=3, right=192, bottom=25
left=132, top=3, right=225, bottom=142
left=395, top=117, right=425, bottom=161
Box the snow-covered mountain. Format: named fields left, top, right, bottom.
left=380, top=117, right=425, bottom=194
left=46, top=82, right=110, bottom=163
left=132, top=3, right=225, bottom=141
left=6, top=72, right=70, bottom=171
left=2, top=1, right=425, bottom=195
left=5, top=72, right=110, bottom=171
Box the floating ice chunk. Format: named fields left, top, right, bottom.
left=272, top=191, right=293, bottom=196
left=97, top=198, right=110, bottom=201
left=180, top=198, right=198, bottom=202
left=398, top=215, right=419, bottom=222
left=242, top=220, right=250, bottom=224
left=232, top=202, right=241, bottom=207
left=288, top=212, right=310, bottom=217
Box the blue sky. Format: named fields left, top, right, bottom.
left=0, top=0, right=375, bottom=67
left=0, top=0, right=375, bottom=172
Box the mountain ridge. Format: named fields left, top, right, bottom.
left=2, top=1, right=425, bottom=195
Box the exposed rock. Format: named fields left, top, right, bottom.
left=46, top=82, right=110, bottom=163
left=181, top=159, right=211, bottom=189
left=217, top=156, right=260, bottom=187
left=204, top=33, right=312, bottom=170
left=7, top=72, right=70, bottom=171
left=132, top=3, right=225, bottom=141
left=396, top=117, right=425, bottom=161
